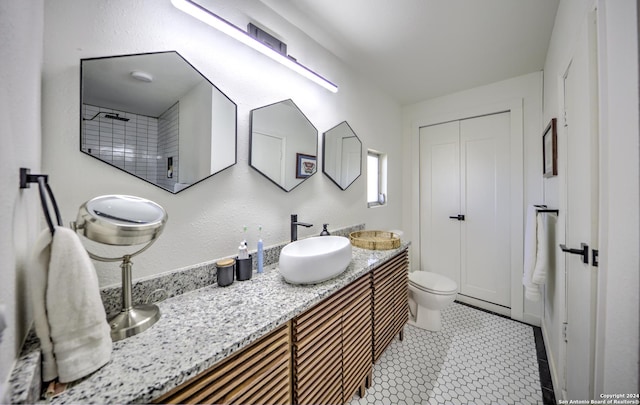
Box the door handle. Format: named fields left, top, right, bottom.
left=449, top=214, right=465, bottom=221
left=559, top=243, right=589, bottom=264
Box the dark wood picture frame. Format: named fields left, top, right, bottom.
left=542, top=118, right=558, bottom=178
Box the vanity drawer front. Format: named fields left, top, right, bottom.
left=342, top=276, right=373, bottom=402
left=292, top=291, right=345, bottom=405
left=372, top=249, right=409, bottom=362
left=153, top=322, right=292, bottom=405
left=292, top=273, right=372, bottom=405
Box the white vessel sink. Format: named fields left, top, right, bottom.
left=279, top=236, right=352, bottom=284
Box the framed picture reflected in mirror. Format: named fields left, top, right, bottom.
left=543, top=118, right=557, bottom=178
left=296, top=153, right=316, bottom=179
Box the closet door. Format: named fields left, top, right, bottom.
left=419, top=112, right=511, bottom=308
left=459, top=113, right=511, bottom=307
left=419, top=121, right=461, bottom=286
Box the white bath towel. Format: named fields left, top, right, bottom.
left=523, top=206, right=551, bottom=301
left=29, top=226, right=112, bottom=383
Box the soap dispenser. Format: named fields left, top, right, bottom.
left=238, top=240, right=249, bottom=260
left=320, top=224, right=330, bottom=236
left=238, top=225, right=249, bottom=259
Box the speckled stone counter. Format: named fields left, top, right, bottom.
left=10, top=240, right=409, bottom=404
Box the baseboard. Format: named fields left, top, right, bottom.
left=541, top=320, right=563, bottom=402
left=523, top=313, right=542, bottom=327
left=455, top=294, right=511, bottom=317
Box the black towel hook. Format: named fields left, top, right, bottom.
left=20, top=168, right=62, bottom=235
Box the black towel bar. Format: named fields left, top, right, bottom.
left=534, top=204, right=559, bottom=215
left=20, top=168, right=62, bottom=235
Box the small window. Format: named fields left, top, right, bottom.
left=367, top=150, right=387, bottom=207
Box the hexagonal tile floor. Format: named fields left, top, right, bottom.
left=349, top=302, right=543, bottom=405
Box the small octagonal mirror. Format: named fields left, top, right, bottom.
left=250, top=99, right=318, bottom=192
left=322, top=121, right=362, bottom=190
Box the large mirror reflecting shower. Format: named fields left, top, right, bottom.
left=80, top=51, right=237, bottom=193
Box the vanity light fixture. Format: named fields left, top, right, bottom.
left=170, top=0, right=338, bottom=93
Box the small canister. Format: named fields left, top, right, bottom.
left=236, top=254, right=252, bottom=281
left=216, top=258, right=235, bottom=287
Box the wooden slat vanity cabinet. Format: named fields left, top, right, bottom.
left=291, top=273, right=372, bottom=405
left=153, top=322, right=292, bottom=405
left=371, top=249, right=409, bottom=362
left=152, top=248, right=409, bottom=405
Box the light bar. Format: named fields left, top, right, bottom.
left=171, top=0, right=338, bottom=93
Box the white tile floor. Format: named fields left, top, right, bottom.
left=350, top=302, right=542, bottom=405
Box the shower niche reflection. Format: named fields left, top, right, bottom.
left=81, top=51, right=237, bottom=193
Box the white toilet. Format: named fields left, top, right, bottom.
left=408, top=271, right=458, bottom=331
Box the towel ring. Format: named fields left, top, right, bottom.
left=20, top=168, right=62, bottom=235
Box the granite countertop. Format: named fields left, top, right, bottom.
left=16, top=243, right=409, bottom=404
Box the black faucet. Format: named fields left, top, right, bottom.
left=291, top=214, right=313, bottom=242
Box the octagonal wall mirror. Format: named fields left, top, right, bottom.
left=81, top=51, right=237, bottom=194
left=323, top=121, right=362, bottom=190
left=250, top=99, right=318, bottom=192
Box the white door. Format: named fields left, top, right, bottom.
left=419, top=112, right=511, bottom=307
left=459, top=113, right=511, bottom=306
left=562, top=11, right=599, bottom=400
left=252, top=131, right=286, bottom=186
left=420, top=121, right=461, bottom=285
left=341, top=136, right=360, bottom=186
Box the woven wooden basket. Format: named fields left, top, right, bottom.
left=349, top=230, right=401, bottom=250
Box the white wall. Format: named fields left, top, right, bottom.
left=41, top=0, right=403, bottom=287
left=543, top=0, right=639, bottom=397
left=211, top=85, right=236, bottom=174
left=402, top=71, right=544, bottom=324
left=179, top=80, right=213, bottom=182
left=0, top=1, right=44, bottom=400
left=593, top=0, right=639, bottom=396
left=541, top=1, right=594, bottom=394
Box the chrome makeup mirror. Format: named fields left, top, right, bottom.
left=322, top=121, right=362, bottom=190
left=250, top=99, right=318, bottom=192
left=81, top=51, right=237, bottom=193
left=71, top=195, right=168, bottom=341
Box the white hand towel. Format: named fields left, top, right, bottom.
left=29, top=226, right=112, bottom=383
left=522, top=206, right=551, bottom=301
left=531, top=214, right=550, bottom=286
left=30, top=230, right=58, bottom=381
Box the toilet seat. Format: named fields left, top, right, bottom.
left=409, top=271, right=457, bottom=295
